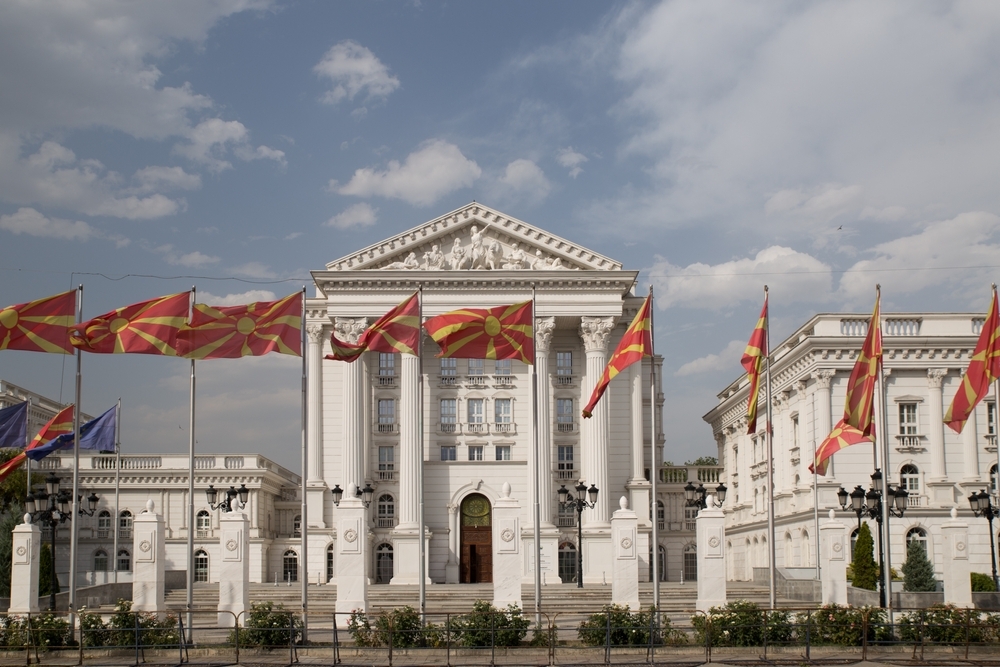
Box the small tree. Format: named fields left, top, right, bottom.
left=684, top=456, right=718, bottom=466
left=851, top=523, right=878, bottom=591
left=901, top=539, right=936, bottom=592
left=39, top=543, right=59, bottom=597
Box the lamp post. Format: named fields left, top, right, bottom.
left=205, top=483, right=250, bottom=513
left=331, top=483, right=375, bottom=508
left=24, top=473, right=99, bottom=611
left=837, top=469, right=908, bottom=608
left=557, top=483, right=598, bottom=588
left=968, top=489, right=999, bottom=592
left=684, top=481, right=727, bottom=510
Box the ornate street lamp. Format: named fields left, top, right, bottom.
left=331, top=482, right=375, bottom=508
left=205, top=484, right=249, bottom=513
left=968, top=489, right=999, bottom=591
left=684, top=481, right=727, bottom=509
left=557, top=482, right=599, bottom=588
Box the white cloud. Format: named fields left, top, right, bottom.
left=556, top=147, right=588, bottom=178
left=764, top=184, right=863, bottom=222
left=492, top=159, right=551, bottom=206
left=133, top=166, right=202, bottom=193
left=283, top=232, right=302, bottom=240
left=326, top=202, right=378, bottom=230
left=860, top=205, right=907, bottom=222
left=675, top=339, right=744, bottom=377
left=651, top=246, right=834, bottom=310
left=229, top=262, right=277, bottom=279
left=173, top=251, right=220, bottom=267
left=173, top=119, right=283, bottom=172
left=197, top=290, right=277, bottom=306
left=336, top=140, right=481, bottom=206
left=314, top=40, right=400, bottom=106
left=0, top=207, right=97, bottom=241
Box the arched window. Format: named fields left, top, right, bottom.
left=648, top=544, right=666, bottom=582
left=754, top=488, right=760, bottom=514
left=118, top=511, right=133, bottom=539
left=683, top=543, right=698, bottom=582
left=991, top=464, right=998, bottom=496
left=196, top=510, right=211, bottom=538
left=94, top=550, right=108, bottom=572
left=784, top=532, right=793, bottom=567
left=283, top=550, right=298, bottom=582
left=906, top=527, right=928, bottom=554
left=900, top=464, right=920, bottom=495
left=655, top=500, right=665, bottom=530
left=376, top=494, right=395, bottom=528
left=326, top=544, right=335, bottom=583
left=97, top=510, right=112, bottom=539
left=194, top=549, right=209, bottom=582
left=117, top=549, right=131, bottom=572
left=292, top=515, right=301, bottom=538
left=375, top=543, right=393, bottom=584
left=801, top=530, right=811, bottom=567
left=558, top=542, right=577, bottom=584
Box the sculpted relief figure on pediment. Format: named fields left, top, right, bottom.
left=379, top=222, right=567, bottom=271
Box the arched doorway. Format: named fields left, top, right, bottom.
left=375, top=543, right=393, bottom=583
left=460, top=493, right=492, bottom=583
left=558, top=542, right=577, bottom=583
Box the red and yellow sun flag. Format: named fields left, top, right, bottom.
left=842, top=292, right=882, bottom=437
left=424, top=301, right=533, bottom=363
left=945, top=289, right=1000, bottom=433
left=327, top=292, right=420, bottom=362
left=0, top=291, right=76, bottom=354
left=71, top=293, right=189, bottom=355
left=809, top=418, right=874, bottom=476
left=177, top=293, right=302, bottom=360
left=741, top=293, right=768, bottom=434
left=582, top=294, right=653, bottom=418
left=0, top=404, right=74, bottom=483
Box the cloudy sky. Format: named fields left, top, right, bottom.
left=2, top=1, right=999, bottom=472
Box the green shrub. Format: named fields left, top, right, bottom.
left=451, top=601, right=529, bottom=647
left=797, top=605, right=887, bottom=646
left=901, top=541, right=936, bottom=592
left=104, top=600, right=178, bottom=647
left=578, top=605, right=686, bottom=647
left=0, top=613, right=73, bottom=649
left=691, top=600, right=791, bottom=647
left=898, top=605, right=988, bottom=644
left=972, top=572, right=997, bottom=592
left=347, top=606, right=439, bottom=648
left=79, top=608, right=109, bottom=647
left=852, top=523, right=878, bottom=590
left=231, top=601, right=300, bottom=648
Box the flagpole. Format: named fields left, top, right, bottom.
left=25, top=397, right=31, bottom=498
left=649, top=284, right=660, bottom=612
left=300, top=287, right=308, bottom=635
left=113, top=399, right=121, bottom=585
left=876, top=285, right=893, bottom=614
left=186, top=287, right=195, bottom=641
left=418, top=286, right=426, bottom=617
left=69, top=284, right=82, bottom=629
left=763, top=286, right=776, bottom=610
left=531, top=284, right=542, bottom=626
left=991, top=285, right=999, bottom=579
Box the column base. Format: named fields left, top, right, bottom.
left=307, top=481, right=328, bottom=529
left=581, top=527, right=612, bottom=585
left=627, top=479, right=651, bottom=525
left=390, top=528, right=432, bottom=585
left=927, top=481, right=957, bottom=506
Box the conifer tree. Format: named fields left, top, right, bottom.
left=39, top=542, right=59, bottom=597
left=851, top=522, right=878, bottom=590
left=902, top=539, right=936, bottom=592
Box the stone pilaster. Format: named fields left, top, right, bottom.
left=580, top=316, right=615, bottom=526
left=492, top=483, right=522, bottom=608
left=335, top=484, right=369, bottom=613
left=218, top=511, right=250, bottom=626
left=696, top=494, right=727, bottom=612
left=813, top=370, right=836, bottom=478
left=9, top=514, right=40, bottom=614
left=611, top=497, right=640, bottom=609
left=445, top=503, right=459, bottom=583
left=132, top=500, right=165, bottom=614
left=941, top=507, right=972, bottom=607
left=335, top=318, right=368, bottom=491
left=306, top=323, right=327, bottom=529
left=534, top=317, right=556, bottom=526
left=928, top=369, right=949, bottom=480
left=819, top=510, right=848, bottom=605
left=398, top=352, right=420, bottom=528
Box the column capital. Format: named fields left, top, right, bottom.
left=306, top=323, right=326, bottom=344
left=535, top=317, right=556, bottom=352
left=334, top=317, right=368, bottom=345
left=580, top=316, right=616, bottom=353
left=813, top=369, right=836, bottom=389
left=927, top=368, right=948, bottom=388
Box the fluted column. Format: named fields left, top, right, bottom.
left=306, top=324, right=325, bottom=484
left=581, top=316, right=615, bottom=525
left=335, top=318, right=368, bottom=489
left=928, top=369, right=948, bottom=480
left=445, top=503, right=459, bottom=583
left=398, top=353, right=420, bottom=528
left=534, top=317, right=556, bottom=526
left=814, top=370, right=836, bottom=478
left=962, top=404, right=980, bottom=480
left=630, top=361, right=645, bottom=482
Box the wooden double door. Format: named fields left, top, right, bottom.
left=460, top=493, right=492, bottom=583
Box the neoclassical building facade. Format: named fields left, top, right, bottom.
left=704, top=312, right=999, bottom=582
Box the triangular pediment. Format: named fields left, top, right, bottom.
left=326, top=202, right=622, bottom=272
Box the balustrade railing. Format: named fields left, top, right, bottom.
left=556, top=421, right=574, bottom=433
left=493, top=422, right=514, bottom=434
left=466, top=422, right=486, bottom=434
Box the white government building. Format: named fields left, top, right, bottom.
left=4, top=203, right=722, bottom=591
left=704, top=311, right=1000, bottom=584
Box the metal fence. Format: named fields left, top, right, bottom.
left=1, top=605, right=1000, bottom=665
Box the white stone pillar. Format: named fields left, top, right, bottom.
left=580, top=316, right=615, bottom=525
left=131, top=500, right=165, bottom=614
left=814, top=370, right=836, bottom=478
left=218, top=511, right=250, bottom=627
left=611, top=497, right=640, bottom=610
left=9, top=514, right=40, bottom=614
left=306, top=323, right=325, bottom=483
left=534, top=317, right=556, bottom=527
left=398, top=352, right=420, bottom=528
left=941, top=507, right=972, bottom=606
left=335, top=484, right=369, bottom=614
left=962, top=407, right=980, bottom=480
left=819, top=510, right=848, bottom=605
left=492, top=482, right=522, bottom=608
left=696, top=494, right=727, bottom=612
left=335, top=318, right=368, bottom=491
left=928, top=369, right=948, bottom=480
left=446, top=503, right=459, bottom=584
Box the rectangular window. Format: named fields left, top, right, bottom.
left=378, top=399, right=396, bottom=424
left=899, top=403, right=918, bottom=435
left=467, top=398, right=484, bottom=424
left=494, top=359, right=511, bottom=376
left=468, top=359, right=485, bottom=375
left=495, top=398, right=512, bottom=424
left=468, top=446, right=484, bottom=461
left=440, top=446, right=456, bottom=461
left=791, top=415, right=799, bottom=449
left=495, top=445, right=512, bottom=461
left=556, top=352, right=573, bottom=375
left=557, top=445, right=574, bottom=479
left=988, top=402, right=996, bottom=435
left=440, top=399, right=457, bottom=424
left=440, top=357, right=457, bottom=376
left=557, top=502, right=576, bottom=527
left=556, top=398, right=573, bottom=424
left=378, top=446, right=395, bottom=480
left=378, top=353, right=396, bottom=376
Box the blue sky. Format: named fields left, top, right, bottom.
left=2, top=1, right=1000, bottom=471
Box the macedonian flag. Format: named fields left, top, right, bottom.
left=945, top=289, right=1000, bottom=433
left=842, top=292, right=882, bottom=437
left=71, top=293, right=189, bottom=355
left=809, top=419, right=874, bottom=476
left=424, top=301, right=533, bottom=363
left=741, top=293, right=768, bottom=434
left=582, top=294, right=652, bottom=418
left=0, top=290, right=76, bottom=354
left=177, top=292, right=302, bottom=360
left=327, top=292, right=420, bottom=362
left=0, top=404, right=75, bottom=483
